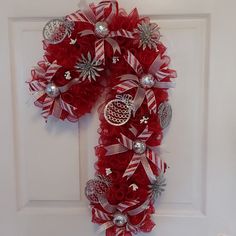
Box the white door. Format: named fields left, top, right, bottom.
left=1, top=0, right=236, bottom=235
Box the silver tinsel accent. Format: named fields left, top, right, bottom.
left=135, top=21, right=161, bottom=50
left=149, top=173, right=166, bottom=202
left=75, top=52, right=104, bottom=82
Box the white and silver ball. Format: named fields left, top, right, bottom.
left=95, top=21, right=109, bottom=38
left=45, top=83, right=60, bottom=98
left=113, top=212, right=128, bottom=227
left=133, top=140, right=147, bottom=154
left=140, top=74, right=155, bottom=89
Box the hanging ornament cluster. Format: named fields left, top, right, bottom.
left=28, top=0, right=177, bottom=235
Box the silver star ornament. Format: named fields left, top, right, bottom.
left=75, top=52, right=104, bottom=82
left=135, top=21, right=161, bottom=50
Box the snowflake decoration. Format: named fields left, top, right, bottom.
left=149, top=173, right=166, bottom=202
left=75, top=52, right=104, bottom=82
left=135, top=21, right=161, bottom=50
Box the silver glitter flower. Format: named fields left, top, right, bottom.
left=75, top=52, right=104, bottom=82
left=149, top=173, right=166, bottom=202
left=135, top=21, right=161, bottom=50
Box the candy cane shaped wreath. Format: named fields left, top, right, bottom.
left=28, top=1, right=177, bottom=235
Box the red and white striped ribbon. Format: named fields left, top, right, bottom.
left=95, top=39, right=105, bottom=64
left=124, top=50, right=143, bottom=75
left=109, top=29, right=134, bottom=38
left=29, top=80, right=46, bottom=92
left=119, top=133, right=133, bottom=150
left=59, top=99, right=76, bottom=116
left=67, top=10, right=89, bottom=22
left=138, top=126, right=153, bottom=142
left=145, top=89, right=157, bottom=113
left=96, top=1, right=117, bottom=22
left=116, top=200, right=139, bottom=212
left=45, top=61, right=62, bottom=81
left=94, top=208, right=111, bottom=221
left=41, top=97, right=54, bottom=119
left=114, top=80, right=137, bottom=93
left=122, top=154, right=141, bottom=179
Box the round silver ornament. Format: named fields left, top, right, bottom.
left=95, top=21, right=109, bottom=38
left=133, top=140, right=147, bottom=154
left=43, top=18, right=69, bottom=44
left=85, top=179, right=108, bottom=204
left=113, top=212, right=128, bottom=227
left=140, top=74, right=155, bottom=89
left=158, top=102, right=172, bottom=129
left=104, top=95, right=133, bottom=126
left=45, top=83, right=60, bottom=98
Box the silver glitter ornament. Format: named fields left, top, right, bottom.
left=85, top=179, right=109, bottom=204
left=104, top=94, right=134, bottom=126
left=140, top=74, right=155, bottom=89
left=43, top=18, right=74, bottom=44
left=95, top=21, right=109, bottom=38
left=75, top=52, right=104, bottom=82
left=113, top=212, right=128, bottom=227
left=158, top=102, right=172, bottom=129
left=45, top=83, right=60, bottom=98
left=133, top=140, right=147, bottom=154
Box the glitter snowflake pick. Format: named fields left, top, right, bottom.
left=149, top=173, right=166, bottom=202
left=75, top=52, right=104, bottom=82
left=135, top=21, right=161, bottom=50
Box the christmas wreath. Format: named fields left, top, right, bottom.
left=28, top=0, right=177, bottom=235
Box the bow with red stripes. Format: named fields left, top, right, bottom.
left=114, top=50, right=177, bottom=114
left=29, top=60, right=78, bottom=121
left=105, top=126, right=167, bottom=182
left=93, top=197, right=150, bottom=235
left=66, top=0, right=134, bottom=64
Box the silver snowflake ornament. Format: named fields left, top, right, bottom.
left=135, top=21, right=161, bottom=50
left=149, top=173, right=166, bottom=202
left=75, top=52, right=104, bottom=82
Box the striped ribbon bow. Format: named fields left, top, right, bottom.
left=29, top=60, right=78, bottom=121
left=104, top=126, right=167, bottom=182
left=114, top=51, right=177, bottom=114
left=94, top=197, right=151, bottom=235
left=66, top=0, right=134, bottom=64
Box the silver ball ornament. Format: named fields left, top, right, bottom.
left=95, top=21, right=109, bottom=38
left=133, top=140, right=147, bottom=154
left=140, top=74, right=155, bottom=89
left=45, top=83, right=60, bottom=98
left=113, top=212, right=128, bottom=227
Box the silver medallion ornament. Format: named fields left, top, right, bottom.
left=104, top=94, right=134, bottom=126
left=43, top=18, right=75, bottom=44
left=95, top=21, right=109, bottom=38
left=158, top=102, right=172, bottom=129
left=113, top=212, right=128, bottom=227
left=140, top=74, right=155, bottom=89
left=85, top=176, right=109, bottom=204
left=133, top=140, right=147, bottom=154
left=45, top=83, right=60, bottom=98
left=149, top=173, right=166, bottom=202
left=135, top=21, right=161, bottom=50
left=75, top=52, right=104, bottom=82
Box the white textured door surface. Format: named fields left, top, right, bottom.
left=1, top=0, right=236, bottom=236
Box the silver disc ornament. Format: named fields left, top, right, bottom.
left=43, top=18, right=74, bottom=44
left=158, top=102, right=172, bottom=129
left=104, top=94, right=134, bottom=126
left=85, top=179, right=109, bottom=203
